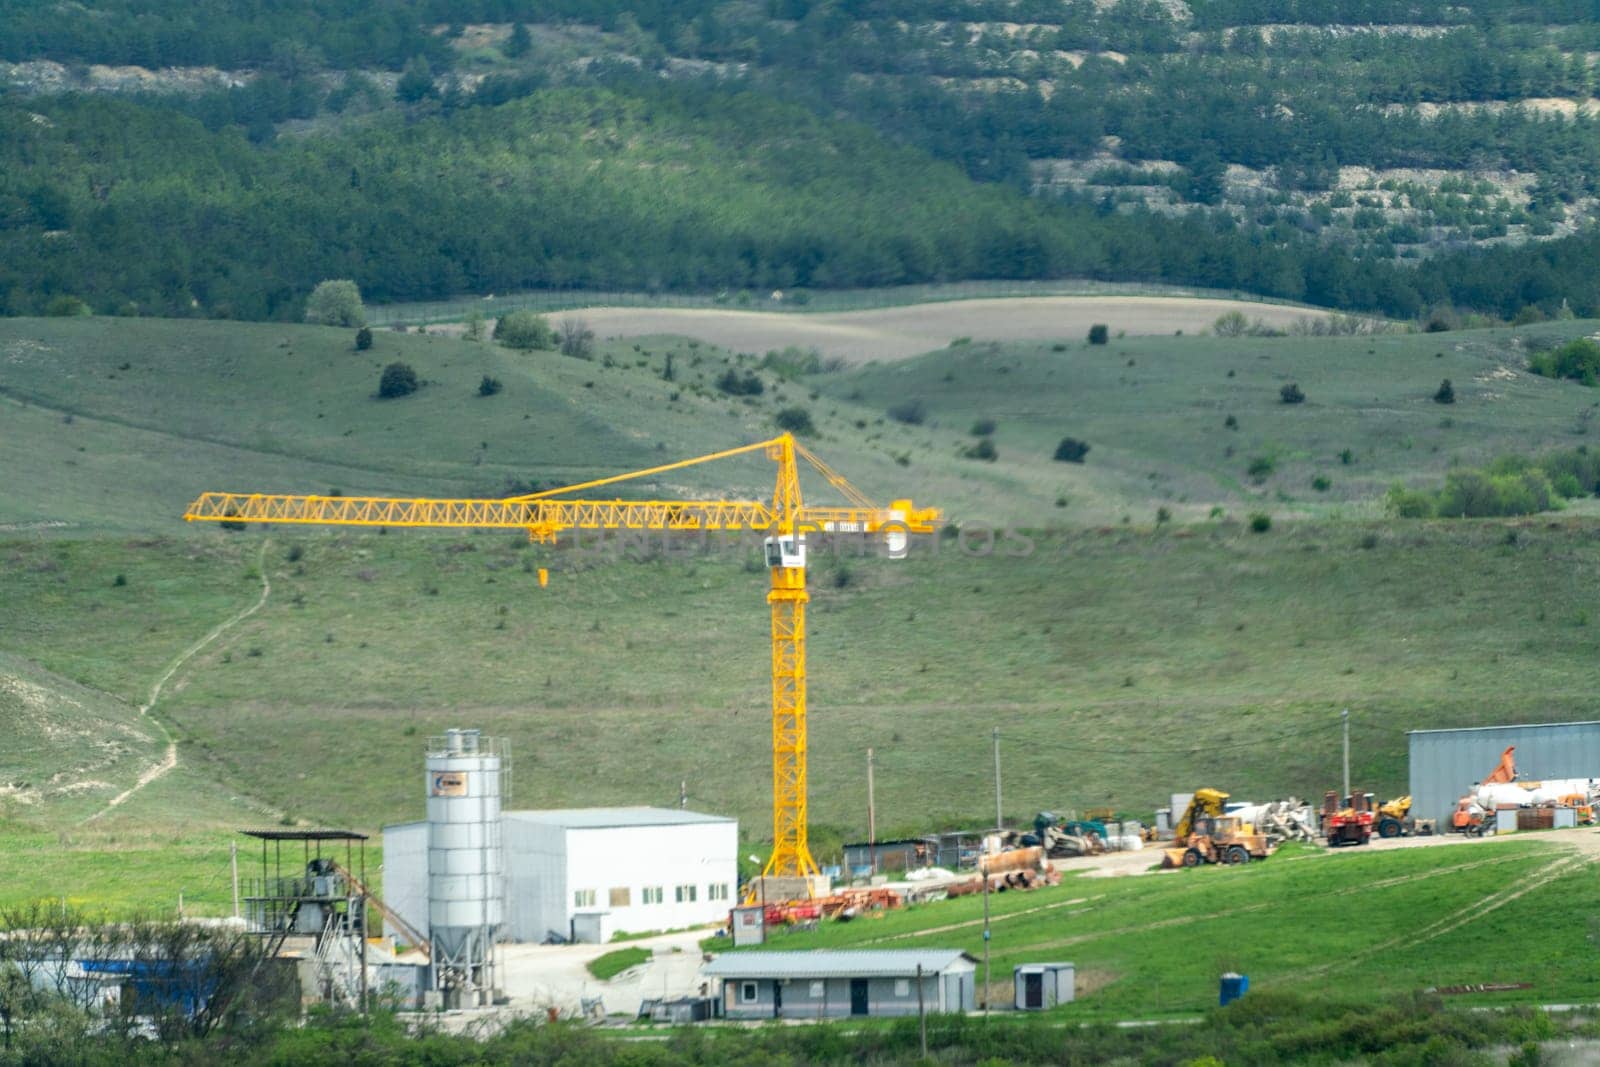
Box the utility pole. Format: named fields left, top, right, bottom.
left=230, top=841, right=240, bottom=920
left=982, top=856, right=992, bottom=1021
left=1342, top=708, right=1350, bottom=800
left=679, top=780, right=687, bottom=810
left=867, top=747, right=877, bottom=873
left=992, top=726, right=1002, bottom=830
left=916, top=963, right=928, bottom=1057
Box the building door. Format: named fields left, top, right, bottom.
left=773, top=981, right=782, bottom=1018
left=1024, top=971, right=1044, bottom=1009
left=850, top=978, right=870, bottom=1016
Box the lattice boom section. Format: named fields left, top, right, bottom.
left=185, top=494, right=927, bottom=537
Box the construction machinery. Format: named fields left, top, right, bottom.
left=1161, top=789, right=1276, bottom=867
left=1323, top=790, right=1374, bottom=847
left=1374, top=795, right=1434, bottom=838
left=184, top=433, right=938, bottom=889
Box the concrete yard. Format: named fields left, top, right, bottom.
left=496, top=927, right=716, bottom=1018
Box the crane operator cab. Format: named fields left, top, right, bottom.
left=765, top=535, right=806, bottom=569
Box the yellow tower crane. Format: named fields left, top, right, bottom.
left=184, top=433, right=939, bottom=884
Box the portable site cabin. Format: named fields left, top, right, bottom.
left=702, top=949, right=977, bottom=1020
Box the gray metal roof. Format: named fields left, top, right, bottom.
left=702, top=950, right=975, bottom=979
left=1408, top=720, right=1600, bottom=736
left=504, top=806, right=734, bottom=829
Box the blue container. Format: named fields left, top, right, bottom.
left=1219, top=973, right=1249, bottom=1006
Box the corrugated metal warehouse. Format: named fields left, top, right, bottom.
left=1409, top=721, right=1600, bottom=823
left=384, top=806, right=738, bottom=944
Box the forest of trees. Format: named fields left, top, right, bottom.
left=5, top=0, right=1600, bottom=320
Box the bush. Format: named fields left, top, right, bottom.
left=1312, top=475, right=1331, bottom=492
left=1224, top=415, right=1238, bottom=430
left=1054, top=437, right=1090, bottom=463
left=774, top=407, right=815, bottom=435
left=557, top=317, right=595, bottom=359
left=887, top=398, right=927, bottom=425
left=478, top=375, right=503, bottom=397
left=1212, top=310, right=1249, bottom=337
left=970, top=417, right=997, bottom=436
left=964, top=437, right=997, bottom=461
left=1249, top=512, right=1272, bottom=533
left=1087, top=324, right=1109, bottom=345
left=717, top=369, right=765, bottom=396
left=1529, top=338, right=1600, bottom=385
left=355, top=326, right=373, bottom=351
left=1280, top=382, right=1306, bottom=404
left=1247, top=455, right=1275, bottom=481
left=44, top=294, right=91, bottom=317
left=304, top=279, right=365, bottom=327
left=494, top=310, right=556, bottom=350
left=1434, top=379, right=1455, bottom=404
left=378, top=361, right=418, bottom=399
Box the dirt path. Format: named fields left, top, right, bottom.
left=473, top=296, right=1344, bottom=363
left=82, top=541, right=272, bottom=823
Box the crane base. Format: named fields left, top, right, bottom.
left=748, top=874, right=832, bottom=903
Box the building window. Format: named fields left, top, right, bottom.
left=573, top=888, right=596, bottom=908
left=609, top=887, right=631, bottom=908
left=642, top=886, right=663, bottom=905
left=708, top=883, right=729, bottom=901
left=675, top=884, right=698, bottom=903
left=894, top=979, right=910, bottom=997
left=739, top=981, right=758, bottom=1004
left=809, top=980, right=825, bottom=998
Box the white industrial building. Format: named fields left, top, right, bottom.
left=385, top=806, right=738, bottom=944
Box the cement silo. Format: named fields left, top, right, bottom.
left=425, top=729, right=505, bottom=1006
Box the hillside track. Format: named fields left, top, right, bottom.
left=81, top=541, right=273, bottom=823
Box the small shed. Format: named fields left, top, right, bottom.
left=702, top=949, right=977, bottom=1020
left=1014, top=963, right=1074, bottom=1010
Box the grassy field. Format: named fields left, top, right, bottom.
left=6, top=314, right=1600, bottom=909
left=744, top=837, right=1600, bottom=1017
left=366, top=279, right=1336, bottom=326
left=587, top=946, right=653, bottom=981
left=6, top=519, right=1600, bottom=846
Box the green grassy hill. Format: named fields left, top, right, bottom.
left=6, top=314, right=1600, bottom=897
left=747, top=838, right=1600, bottom=1016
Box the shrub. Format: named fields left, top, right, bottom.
left=1339, top=449, right=1354, bottom=465
left=760, top=346, right=839, bottom=379
left=1312, top=476, right=1331, bottom=492
left=970, top=417, right=997, bottom=436
left=716, top=369, right=765, bottom=396
left=557, top=317, right=595, bottom=359
left=1280, top=382, right=1306, bottom=404
left=378, top=361, right=418, bottom=399
left=45, top=294, right=91, bottom=317
left=355, top=326, right=373, bottom=351
left=1385, top=484, right=1435, bottom=518
left=1212, top=310, right=1249, bottom=337
left=1156, top=506, right=1171, bottom=524
left=494, top=310, right=555, bottom=350
left=304, top=279, right=365, bottom=327
left=1224, top=415, right=1238, bottom=430
left=1054, top=437, right=1090, bottom=463
left=1434, top=379, right=1455, bottom=404
left=1248, top=512, right=1272, bottom=533
left=887, top=398, right=926, bottom=425
left=964, top=437, right=997, bottom=461
left=1246, top=455, right=1275, bottom=481
left=774, top=407, right=815, bottom=435
left=478, top=375, right=503, bottom=397
left=1529, top=338, right=1600, bottom=385
left=1087, top=324, right=1109, bottom=345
